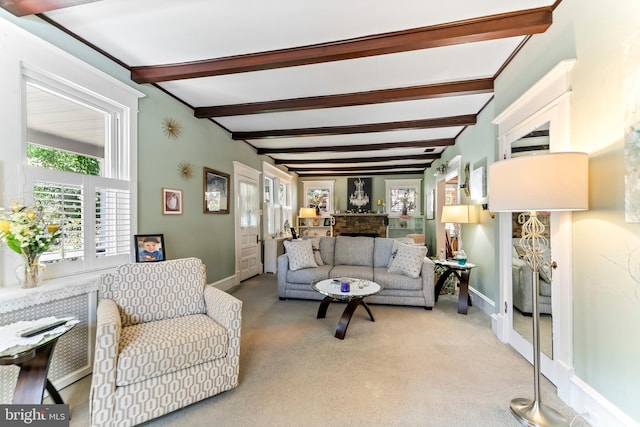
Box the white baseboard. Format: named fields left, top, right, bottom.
left=469, top=286, right=495, bottom=315
left=209, top=275, right=237, bottom=292
left=568, top=375, right=639, bottom=427
left=473, top=287, right=637, bottom=426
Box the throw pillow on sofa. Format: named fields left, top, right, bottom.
left=284, top=239, right=318, bottom=271
left=387, top=243, right=427, bottom=279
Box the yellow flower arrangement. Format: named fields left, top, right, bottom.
left=0, top=201, right=63, bottom=286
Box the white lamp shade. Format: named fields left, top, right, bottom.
left=488, top=152, right=588, bottom=212
left=299, top=207, right=317, bottom=218
left=441, top=204, right=477, bottom=224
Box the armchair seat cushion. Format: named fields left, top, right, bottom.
left=116, top=314, right=228, bottom=387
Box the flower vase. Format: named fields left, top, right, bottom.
left=16, top=253, right=45, bottom=288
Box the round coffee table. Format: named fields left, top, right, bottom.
left=312, top=278, right=382, bottom=339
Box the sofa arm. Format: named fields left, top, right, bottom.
left=90, top=299, right=121, bottom=427
left=277, top=254, right=290, bottom=298
left=420, top=257, right=436, bottom=307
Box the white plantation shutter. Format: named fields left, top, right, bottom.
left=33, top=180, right=84, bottom=263
left=95, top=186, right=131, bottom=258
left=27, top=167, right=131, bottom=275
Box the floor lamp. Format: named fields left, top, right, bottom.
left=488, top=152, right=588, bottom=427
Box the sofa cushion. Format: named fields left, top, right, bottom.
left=284, top=239, right=317, bottom=271
left=373, top=238, right=395, bottom=268
left=329, top=265, right=374, bottom=281
left=334, top=236, right=374, bottom=266
left=310, top=237, right=324, bottom=266
left=387, top=243, right=427, bottom=279
left=374, top=268, right=423, bottom=291
left=538, top=267, right=551, bottom=284
left=116, top=314, right=228, bottom=387
left=319, top=237, right=336, bottom=265
left=287, top=265, right=332, bottom=284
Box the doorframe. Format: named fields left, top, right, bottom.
left=491, top=59, right=576, bottom=400
left=233, top=161, right=262, bottom=283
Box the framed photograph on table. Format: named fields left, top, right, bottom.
left=162, top=188, right=182, bottom=215
left=134, top=234, right=166, bottom=262
left=203, top=167, right=230, bottom=214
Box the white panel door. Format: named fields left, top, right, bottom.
left=234, top=162, right=261, bottom=281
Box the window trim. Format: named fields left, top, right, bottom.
left=262, top=162, right=292, bottom=238
left=385, top=179, right=423, bottom=217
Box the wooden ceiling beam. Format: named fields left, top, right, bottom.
left=288, top=162, right=432, bottom=173
left=255, top=138, right=454, bottom=155
left=0, top=0, right=101, bottom=16
left=295, top=169, right=426, bottom=177
left=234, top=114, right=475, bottom=140
left=194, top=79, right=493, bottom=117
left=131, top=8, right=552, bottom=83
left=275, top=154, right=437, bottom=165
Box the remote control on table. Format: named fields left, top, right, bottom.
left=18, top=319, right=71, bottom=338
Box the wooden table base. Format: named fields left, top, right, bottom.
left=316, top=296, right=375, bottom=339
left=434, top=268, right=473, bottom=315
left=9, top=339, right=65, bottom=404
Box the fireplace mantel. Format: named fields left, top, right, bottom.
left=332, top=214, right=388, bottom=237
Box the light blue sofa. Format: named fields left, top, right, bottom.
left=277, top=236, right=435, bottom=309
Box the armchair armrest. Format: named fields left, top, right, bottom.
left=204, top=286, right=242, bottom=381
left=90, top=299, right=121, bottom=427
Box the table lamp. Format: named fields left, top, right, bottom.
left=299, top=207, right=317, bottom=226
left=440, top=204, right=477, bottom=252
left=489, top=152, right=588, bottom=427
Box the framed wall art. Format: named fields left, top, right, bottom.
left=162, top=188, right=182, bottom=215
left=347, top=177, right=372, bottom=212
left=203, top=167, right=230, bottom=214
left=134, top=234, right=166, bottom=262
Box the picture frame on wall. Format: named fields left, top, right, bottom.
left=134, top=234, right=166, bottom=262
left=203, top=167, right=230, bottom=214
left=162, top=188, right=182, bottom=215
left=347, top=177, right=372, bottom=212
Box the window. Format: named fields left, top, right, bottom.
left=21, top=66, right=140, bottom=277
left=385, top=179, right=422, bottom=216
left=262, top=163, right=292, bottom=238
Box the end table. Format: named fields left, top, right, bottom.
left=434, top=259, right=476, bottom=315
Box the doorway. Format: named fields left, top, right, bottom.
left=492, top=60, right=576, bottom=393
left=233, top=161, right=261, bottom=281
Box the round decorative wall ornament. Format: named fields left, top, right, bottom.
left=177, top=161, right=193, bottom=180
left=162, top=117, right=182, bottom=139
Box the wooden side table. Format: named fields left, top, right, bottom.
left=434, top=260, right=476, bottom=315
left=0, top=321, right=75, bottom=404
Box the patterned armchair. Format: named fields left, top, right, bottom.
left=90, top=258, right=242, bottom=427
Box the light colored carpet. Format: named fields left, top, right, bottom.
left=53, top=274, right=589, bottom=426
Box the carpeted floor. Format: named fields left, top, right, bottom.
left=54, top=274, right=589, bottom=426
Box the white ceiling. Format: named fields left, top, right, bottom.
left=9, top=0, right=560, bottom=176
